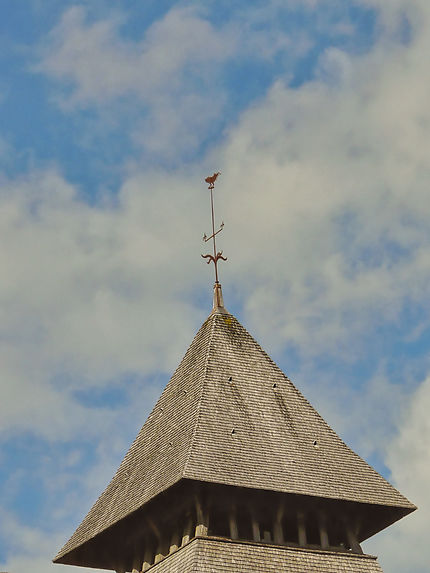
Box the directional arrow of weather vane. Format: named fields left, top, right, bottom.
left=201, top=172, right=227, bottom=284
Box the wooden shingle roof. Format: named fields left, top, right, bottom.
left=56, top=307, right=414, bottom=561
left=148, top=537, right=385, bottom=573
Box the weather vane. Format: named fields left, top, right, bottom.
left=201, top=172, right=227, bottom=284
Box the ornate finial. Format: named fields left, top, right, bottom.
left=201, top=172, right=227, bottom=287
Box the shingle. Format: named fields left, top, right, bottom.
left=55, top=309, right=414, bottom=561
left=149, top=537, right=384, bottom=573
left=183, top=311, right=413, bottom=508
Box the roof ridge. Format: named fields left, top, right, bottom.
left=183, top=312, right=217, bottom=477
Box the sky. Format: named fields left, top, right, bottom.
left=0, top=1, right=429, bottom=572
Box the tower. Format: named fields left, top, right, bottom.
left=54, top=178, right=415, bottom=572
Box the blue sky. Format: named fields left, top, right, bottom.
left=1, top=1, right=430, bottom=572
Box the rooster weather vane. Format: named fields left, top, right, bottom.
left=202, top=172, right=227, bottom=283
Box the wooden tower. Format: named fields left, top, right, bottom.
left=54, top=284, right=415, bottom=572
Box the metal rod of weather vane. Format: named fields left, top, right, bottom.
left=210, top=187, right=219, bottom=284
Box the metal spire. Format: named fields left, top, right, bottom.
left=201, top=172, right=227, bottom=309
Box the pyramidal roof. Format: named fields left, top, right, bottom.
left=56, top=295, right=414, bottom=561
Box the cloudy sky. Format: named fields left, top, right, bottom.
left=1, top=1, right=429, bottom=572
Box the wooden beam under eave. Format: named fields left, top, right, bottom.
left=195, top=495, right=209, bottom=536
left=273, top=500, right=285, bottom=544
left=251, top=514, right=260, bottom=542
left=142, top=541, right=154, bottom=572
left=297, top=511, right=307, bottom=547
left=346, top=524, right=363, bottom=554
left=154, top=537, right=168, bottom=565
left=169, top=530, right=180, bottom=554
left=182, top=515, right=193, bottom=546
left=229, top=505, right=239, bottom=540
left=319, top=513, right=329, bottom=549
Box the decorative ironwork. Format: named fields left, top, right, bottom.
left=202, top=172, right=227, bottom=284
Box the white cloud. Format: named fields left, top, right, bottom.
left=359, top=0, right=424, bottom=32
left=35, top=6, right=237, bottom=159
left=364, top=375, right=430, bottom=572
left=316, top=47, right=353, bottom=84
left=37, top=6, right=235, bottom=104
left=205, top=0, right=430, bottom=361
left=0, top=380, right=161, bottom=572
left=0, top=509, right=105, bottom=573
left=34, top=4, right=324, bottom=160
left=3, top=1, right=430, bottom=570
left=5, top=0, right=430, bottom=444
left=0, top=167, right=208, bottom=439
